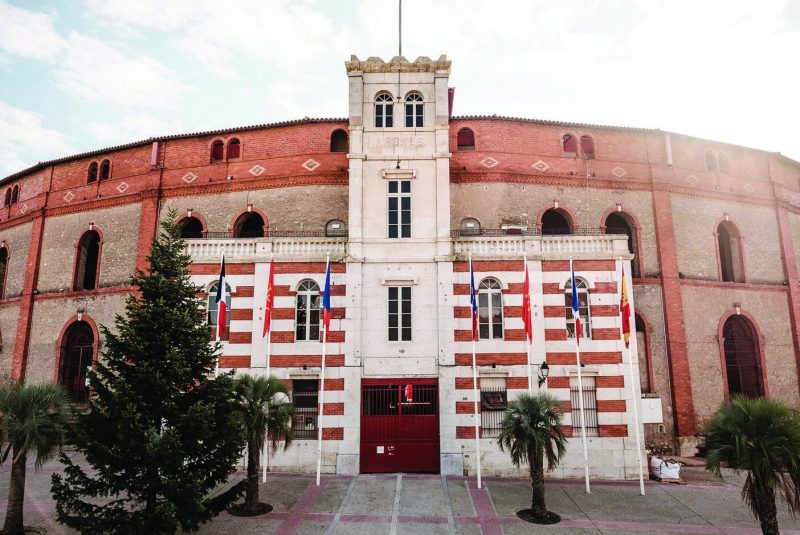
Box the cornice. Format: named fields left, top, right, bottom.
left=345, top=54, right=451, bottom=74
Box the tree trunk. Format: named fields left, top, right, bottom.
left=754, top=485, right=779, bottom=535
left=529, top=448, right=547, bottom=518
left=2, top=449, right=27, bottom=535
left=245, top=441, right=260, bottom=508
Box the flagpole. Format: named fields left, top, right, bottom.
left=469, top=253, right=482, bottom=489
left=571, top=258, right=591, bottom=494
left=524, top=253, right=532, bottom=394
left=620, top=258, right=645, bottom=495
left=316, top=253, right=330, bottom=487
left=215, top=254, right=224, bottom=377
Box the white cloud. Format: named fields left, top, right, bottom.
left=0, top=1, right=66, bottom=62
left=53, top=33, right=191, bottom=110
left=0, top=102, right=72, bottom=176
left=83, top=115, right=184, bottom=146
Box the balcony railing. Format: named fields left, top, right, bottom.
left=188, top=229, right=349, bottom=239
left=452, top=229, right=631, bottom=259
left=186, top=236, right=347, bottom=261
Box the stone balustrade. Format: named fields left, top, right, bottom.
left=186, top=237, right=347, bottom=261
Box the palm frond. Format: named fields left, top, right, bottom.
left=496, top=392, right=567, bottom=471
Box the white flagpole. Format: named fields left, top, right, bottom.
left=316, top=253, right=330, bottom=486
left=469, top=253, right=482, bottom=489
left=620, top=257, right=646, bottom=495
left=215, top=254, right=224, bottom=377
left=571, top=258, right=591, bottom=494
left=524, top=253, right=532, bottom=394
left=264, top=258, right=275, bottom=484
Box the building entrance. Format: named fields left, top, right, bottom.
left=360, top=379, right=439, bottom=473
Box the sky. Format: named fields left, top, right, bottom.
left=1, top=0, right=799, bottom=177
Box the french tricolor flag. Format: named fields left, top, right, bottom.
left=469, top=255, right=478, bottom=341
left=215, top=255, right=228, bottom=339
left=322, top=258, right=331, bottom=342
left=571, top=263, right=582, bottom=344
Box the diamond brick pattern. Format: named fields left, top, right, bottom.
left=63, top=191, right=75, bottom=203
left=116, top=182, right=129, bottom=193
left=611, top=167, right=626, bottom=178
left=686, top=174, right=698, bottom=184
left=182, top=172, right=198, bottom=184
left=480, top=157, right=499, bottom=169
left=531, top=160, right=550, bottom=172
left=301, top=159, right=320, bottom=172
left=249, top=164, right=266, bottom=176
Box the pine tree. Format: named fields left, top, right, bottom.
left=51, top=211, right=245, bottom=534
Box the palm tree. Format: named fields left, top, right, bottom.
left=0, top=382, right=69, bottom=535
left=705, top=397, right=800, bottom=535
left=233, top=375, right=294, bottom=514
left=497, top=392, right=567, bottom=524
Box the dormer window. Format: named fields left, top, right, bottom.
left=405, top=93, right=423, bottom=128
left=375, top=93, right=393, bottom=128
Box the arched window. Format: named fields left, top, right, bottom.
left=11, top=186, right=19, bottom=204
left=717, top=221, right=744, bottom=283
left=580, top=135, right=595, bottom=159
left=457, top=128, right=475, bottom=151
left=563, top=134, right=577, bottom=155
left=0, top=247, right=7, bottom=299
left=460, top=217, right=481, bottom=236
left=74, top=230, right=101, bottom=291
left=233, top=212, right=265, bottom=238
left=605, top=212, right=639, bottom=278
left=405, top=93, right=423, bottom=128
left=635, top=314, right=651, bottom=393
left=295, top=280, right=320, bottom=342
left=99, top=159, right=111, bottom=181
left=325, top=219, right=347, bottom=237
left=541, top=208, right=572, bottom=235
left=3, top=189, right=10, bottom=207
left=478, top=278, right=503, bottom=340
left=723, top=316, right=763, bottom=398
left=330, top=129, right=348, bottom=152
left=227, top=138, right=241, bottom=160
left=178, top=216, right=204, bottom=239
left=207, top=282, right=231, bottom=341
left=564, top=278, right=590, bottom=340
left=375, top=93, right=394, bottom=128
left=87, top=162, right=98, bottom=183
left=211, top=140, right=225, bottom=162
left=705, top=150, right=718, bottom=172
left=59, top=321, right=94, bottom=402
left=718, top=153, right=729, bottom=174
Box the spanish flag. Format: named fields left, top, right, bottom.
left=262, top=259, right=275, bottom=337
left=620, top=264, right=631, bottom=348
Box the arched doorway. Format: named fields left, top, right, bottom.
left=722, top=316, right=763, bottom=398
left=541, top=209, right=572, bottom=235
left=59, top=321, right=94, bottom=402
left=605, top=212, right=639, bottom=277
left=178, top=216, right=204, bottom=238
left=233, top=212, right=265, bottom=238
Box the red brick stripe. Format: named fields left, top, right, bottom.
left=547, top=352, right=622, bottom=365
left=323, top=402, right=344, bottom=415
left=545, top=329, right=567, bottom=341
left=269, top=355, right=345, bottom=367
left=543, top=306, right=564, bottom=318
left=597, top=400, right=626, bottom=412
left=456, top=401, right=476, bottom=414
left=456, top=426, right=476, bottom=439
left=270, top=307, right=345, bottom=320
left=190, top=263, right=255, bottom=275
left=232, top=286, right=254, bottom=297
left=453, top=260, right=523, bottom=272
left=591, top=305, right=620, bottom=317
left=591, top=328, right=620, bottom=341
left=599, top=424, right=628, bottom=437
left=597, top=375, right=625, bottom=388
left=229, top=332, right=252, bottom=344
left=219, top=356, right=251, bottom=368
left=542, top=260, right=616, bottom=272
left=455, top=377, right=479, bottom=389
left=547, top=376, right=570, bottom=388
left=454, top=353, right=526, bottom=366
left=322, top=427, right=344, bottom=440
left=275, top=262, right=346, bottom=274
left=324, top=378, right=344, bottom=391
left=506, top=377, right=529, bottom=390
left=230, top=309, right=253, bottom=320
left=270, top=330, right=346, bottom=343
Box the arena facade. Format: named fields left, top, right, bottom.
left=1, top=54, right=799, bottom=478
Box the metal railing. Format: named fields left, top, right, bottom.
left=570, top=377, right=598, bottom=437
left=451, top=227, right=609, bottom=238
left=292, top=391, right=319, bottom=439
left=480, top=386, right=507, bottom=438
left=186, top=230, right=349, bottom=239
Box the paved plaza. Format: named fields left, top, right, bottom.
left=4, top=460, right=800, bottom=534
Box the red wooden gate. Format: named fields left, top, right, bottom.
left=360, top=379, right=439, bottom=473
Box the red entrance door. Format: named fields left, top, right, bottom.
left=360, top=379, right=439, bottom=473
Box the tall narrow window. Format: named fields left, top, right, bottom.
left=388, top=286, right=411, bottom=341
left=211, top=140, right=225, bottom=162
left=233, top=212, right=265, bottom=238
left=635, top=314, right=651, bottom=393
left=605, top=212, right=639, bottom=277
left=99, top=159, right=110, bottom=181
left=723, top=316, right=763, bottom=398
left=388, top=180, right=411, bottom=238
left=0, top=247, right=7, bottom=299
left=717, top=221, right=744, bottom=283
left=178, top=216, right=204, bottom=238
left=580, top=135, right=595, bottom=159
left=705, top=150, right=718, bottom=172
left=291, top=379, right=319, bottom=438
left=405, top=93, right=423, bottom=127
left=570, top=376, right=598, bottom=436
left=207, top=282, right=231, bottom=341
left=541, top=208, right=572, bottom=235
left=10, top=186, right=19, bottom=204
left=74, top=230, right=101, bottom=291
left=457, top=128, right=475, bottom=151
left=480, top=377, right=507, bottom=438
left=3, top=189, right=10, bottom=207
left=718, top=153, right=730, bottom=174
left=330, top=129, right=348, bottom=152
left=295, top=280, right=320, bottom=342
left=59, top=321, right=94, bottom=402
left=87, top=162, right=98, bottom=183
left=563, top=134, right=577, bottom=155
left=478, top=278, right=503, bottom=339
left=227, top=138, right=241, bottom=160
left=375, top=93, right=393, bottom=128
left=564, top=278, right=590, bottom=339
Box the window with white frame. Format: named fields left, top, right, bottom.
left=207, top=282, right=231, bottom=341
left=388, top=180, right=411, bottom=238
left=375, top=93, right=393, bottom=128
left=480, top=377, right=507, bottom=438
left=570, top=375, right=598, bottom=436
left=564, top=278, right=591, bottom=339
left=388, top=286, right=411, bottom=341
left=405, top=93, right=423, bottom=127
left=478, top=278, right=503, bottom=340
left=295, top=280, right=321, bottom=341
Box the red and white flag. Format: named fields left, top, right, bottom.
left=215, top=255, right=228, bottom=339
left=620, top=265, right=631, bottom=348
left=571, top=264, right=582, bottom=344
left=469, top=256, right=478, bottom=341
left=322, top=258, right=332, bottom=342
left=262, top=259, right=275, bottom=337
left=522, top=261, right=533, bottom=343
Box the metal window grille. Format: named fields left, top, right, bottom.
left=570, top=376, right=598, bottom=437
left=292, top=380, right=319, bottom=439
left=388, top=286, right=412, bottom=341
left=480, top=378, right=507, bottom=438
left=388, top=180, right=411, bottom=238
